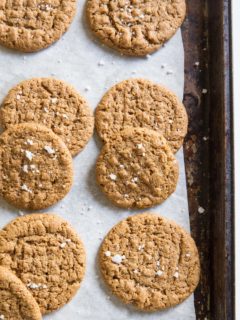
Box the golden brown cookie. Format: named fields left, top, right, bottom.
left=0, top=123, right=73, bottom=210
left=0, top=266, right=42, bottom=320
left=0, top=0, right=76, bottom=52
left=95, top=79, right=188, bottom=153
left=0, top=214, right=86, bottom=314
left=96, top=127, right=179, bottom=209
left=0, top=78, right=94, bottom=156
left=87, top=0, right=186, bottom=56
left=99, top=213, right=200, bottom=311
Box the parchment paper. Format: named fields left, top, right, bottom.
left=0, top=1, right=196, bottom=319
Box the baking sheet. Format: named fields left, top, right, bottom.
left=0, top=1, right=195, bottom=319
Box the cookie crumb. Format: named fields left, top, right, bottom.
left=198, top=206, right=205, bottom=214
left=111, top=254, right=125, bottom=264
left=98, top=60, right=105, bottom=66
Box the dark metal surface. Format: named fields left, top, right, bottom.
left=182, top=0, right=234, bottom=319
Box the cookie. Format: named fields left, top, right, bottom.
left=96, top=127, right=179, bottom=209
left=99, top=213, right=200, bottom=311
left=0, top=266, right=42, bottom=320
left=87, top=0, right=186, bottom=56
left=0, top=214, right=86, bottom=314
left=0, top=123, right=73, bottom=210
left=0, top=0, right=76, bottom=52
left=0, top=78, right=94, bottom=156
left=95, top=79, right=188, bottom=153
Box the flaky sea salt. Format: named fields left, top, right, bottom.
left=21, top=184, right=32, bottom=193
left=25, top=150, right=34, bottom=161
left=60, top=239, right=71, bottom=248
left=44, top=145, right=55, bottom=154
left=22, top=165, right=28, bottom=173
left=27, top=282, right=47, bottom=289
left=111, top=254, right=125, bottom=264
left=136, top=143, right=143, bottom=149
left=104, top=251, right=111, bottom=257
left=156, top=270, right=163, bottom=276
left=109, top=173, right=117, bottom=181
left=51, top=97, right=58, bottom=104
left=25, top=139, right=33, bottom=145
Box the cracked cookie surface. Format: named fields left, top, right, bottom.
left=96, top=78, right=188, bottom=153
left=99, top=213, right=200, bottom=311
left=87, top=0, right=186, bottom=56
left=0, top=0, right=76, bottom=52
left=0, top=214, right=86, bottom=314
left=96, top=127, right=179, bottom=209
left=0, top=123, right=73, bottom=210
left=0, top=266, right=42, bottom=320
left=0, top=78, right=94, bottom=156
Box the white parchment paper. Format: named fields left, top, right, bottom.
left=0, top=1, right=196, bottom=319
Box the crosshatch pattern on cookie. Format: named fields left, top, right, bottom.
left=99, top=213, right=200, bottom=311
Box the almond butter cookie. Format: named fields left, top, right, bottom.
left=0, top=123, right=73, bottom=210
left=95, top=79, right=188, bottom=153
left=0, top=0, right=76, bottom=52
left=87, top=0, right=186, bottom=56
left=0, top=266, right=42, bottom=320
left=0, top=78, right=94, bottom=156
left=99, top=213, right=200, bottom=311
left=0, top=214, right=86, bottom=314
left=96, top=127, right=179, bottom=209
